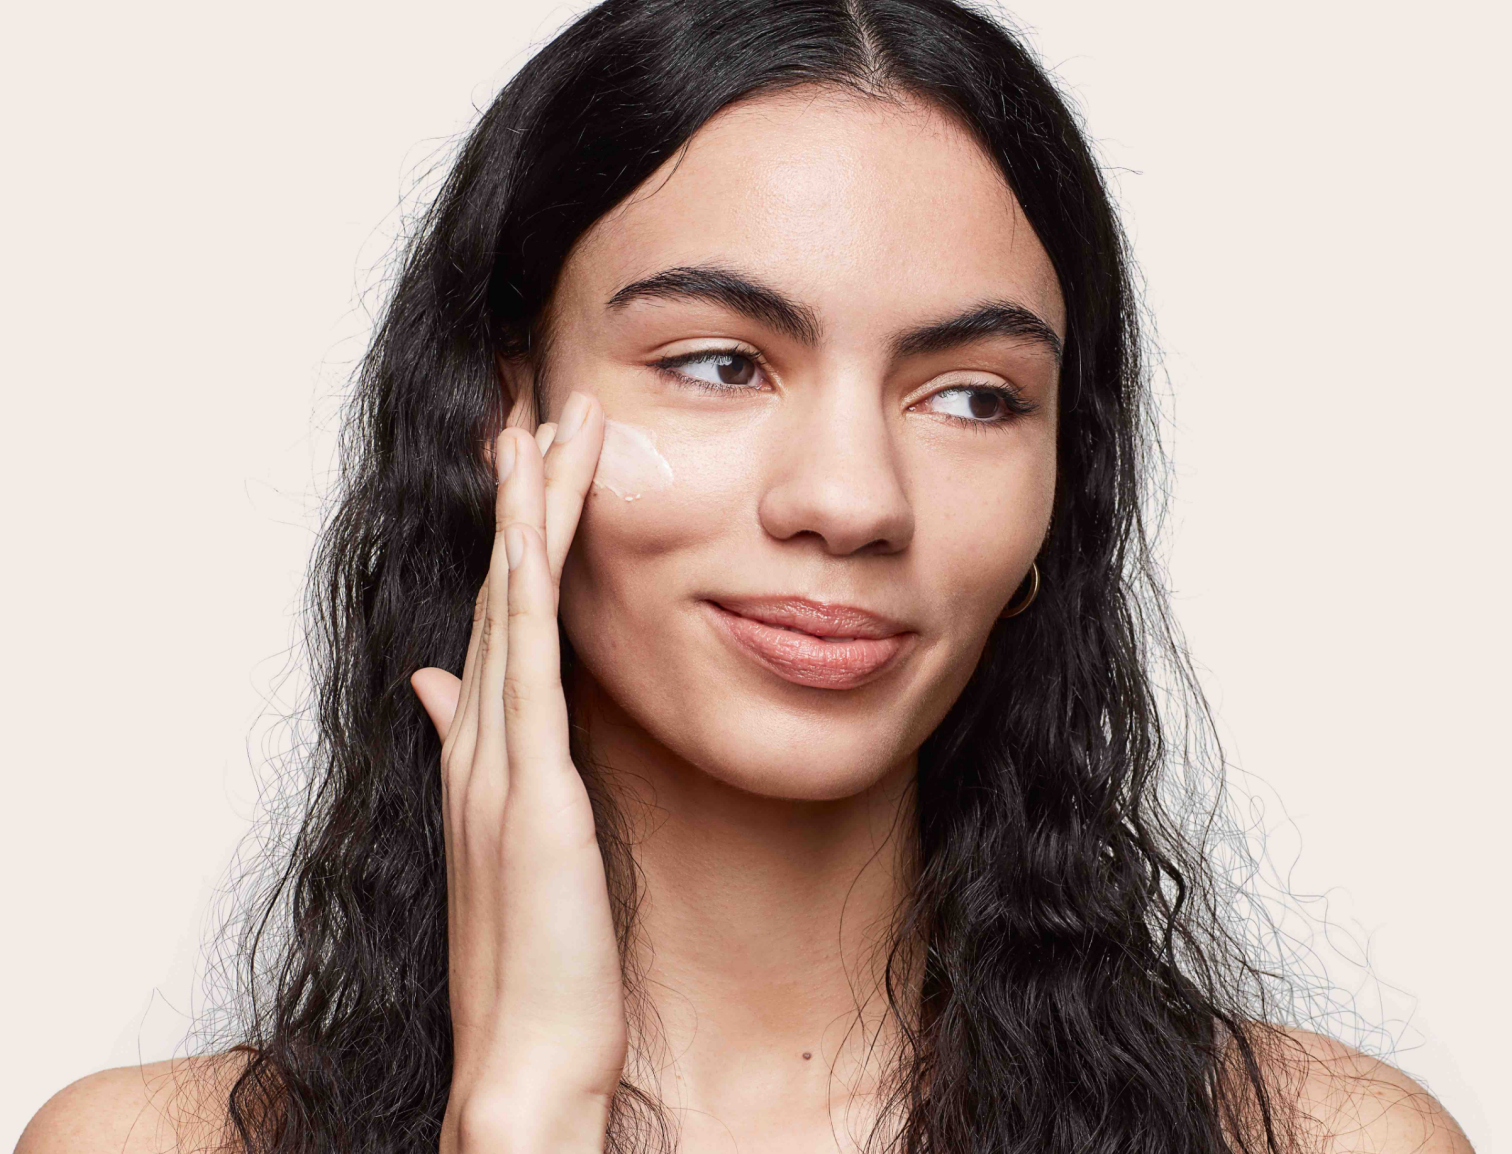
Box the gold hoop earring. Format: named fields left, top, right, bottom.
left=999, top=561, right=1040, bottom=619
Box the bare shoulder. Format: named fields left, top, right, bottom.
left=1264, top=1026, right=1475, bottom=1154
left=17, top=1052, right=247, bottom=1154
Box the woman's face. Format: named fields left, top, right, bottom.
left=531, top=86, right=1063, bottom=801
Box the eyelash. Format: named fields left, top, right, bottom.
left=649, top=346, right=773, bottom=395
left=648, top=345, right=1037, bottom=427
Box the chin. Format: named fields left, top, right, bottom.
left=667, top=704, right=917, bottom=802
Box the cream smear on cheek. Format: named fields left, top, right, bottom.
left=592, top=418, right=675, bottom=501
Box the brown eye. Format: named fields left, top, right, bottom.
left=662, top=348, right=765, bottom=390
left=924, top=385, right=1017, bottom=423
left=713, top=353, right=756, bottom=385
left=968, top=390, right=1002, bottom=419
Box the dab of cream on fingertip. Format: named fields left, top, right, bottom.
left=592, top=419, right=675, bottom=502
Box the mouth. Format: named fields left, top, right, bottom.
left=703, top=596, right=914, bottom=690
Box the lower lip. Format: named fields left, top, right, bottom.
left=705, top=602, right=909, bottom=690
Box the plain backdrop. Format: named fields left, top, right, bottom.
left=2, top=0, right=1506, bottom=1146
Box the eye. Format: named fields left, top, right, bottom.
left=651, top=347, right=766, bottom=391
left=917, top=384, right=1035, bottom=425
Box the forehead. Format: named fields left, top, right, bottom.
left=560, top=86, right=1065, bottom=339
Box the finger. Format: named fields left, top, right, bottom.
left=501, top=423, right=548, bottom=538
left=445, top=582, right=489, bottom=774
left=421, top=655, right=466, bottom=930
left=473, top=428, right=533, bottom=788
left=486, top=426, right=547, bottom=788
left=502, top=521, right=574, bottom=791
left=541, top=391, right=605, bottom=583
left=493, top=427, right=548, bottom=782
left=535, top=421, right=557, bottom=455
left=410, top=667, right=463, bottom=742
left=444, top=591, right=493, bottom=920
left=428, top=585, right=485, bottom=942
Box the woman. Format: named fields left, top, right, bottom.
left=20, top=0, right=1473, bottom=1151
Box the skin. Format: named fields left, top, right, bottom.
left=19, top=87, right=1474, bottom=1154
left=475, top=87, right=1062, bottom=1149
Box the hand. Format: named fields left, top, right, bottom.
left=410, top=392, right=622, bottom=1154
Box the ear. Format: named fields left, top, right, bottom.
left=484, top=353, right=539, bottom=471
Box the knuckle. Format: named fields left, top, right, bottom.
left=479, top=614, right=506, bottom=657
left=506, top=577, right=542, bottom=619
left=502, top=673, right=563, bottom=720
left=501, top=678, right=534, bottom=715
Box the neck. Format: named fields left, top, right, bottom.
left=569, top=670, right=921, bottom=1137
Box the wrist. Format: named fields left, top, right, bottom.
left=447, top=1088, right=610, bottom=1154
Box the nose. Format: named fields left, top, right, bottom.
left=757, top=383, right=914, bottom=556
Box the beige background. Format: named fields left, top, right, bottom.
left=2, top=0, right=1505, bottom=1146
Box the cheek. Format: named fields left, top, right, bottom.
left=914, top=440, right=1056, bottom=619
left=582, top=418, right=762, bottom=550
left=559, top=419, right=758, bottom=632
left=590, top=419, right=674, bottom=500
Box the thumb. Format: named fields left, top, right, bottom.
left=410, top=667, right=463, bottom=742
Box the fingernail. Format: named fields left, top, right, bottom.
left=496, top=433, right=517, bottom=483
left=535, top=422, right=558, bottom=455
left=554, top=392, right=590, bottom=443
left=505, top=524, right=526, bottom=569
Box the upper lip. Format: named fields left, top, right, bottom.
left=707, top=596, right=910, bottom=640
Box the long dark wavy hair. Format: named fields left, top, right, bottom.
left=210, top=0, right=1309, bottom=1150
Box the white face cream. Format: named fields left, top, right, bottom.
left=592, top=418, right=675, bottom=501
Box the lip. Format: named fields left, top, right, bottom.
left=703, top=596, right=914, bottom=690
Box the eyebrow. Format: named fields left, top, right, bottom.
left=605, top=262, right=1063, bottom=364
